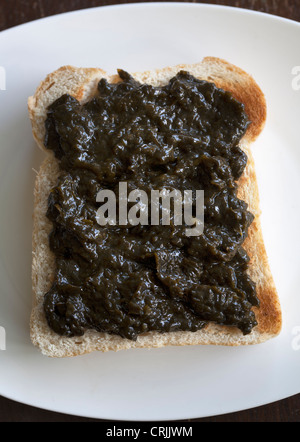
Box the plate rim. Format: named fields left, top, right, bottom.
left=0, top=1, right=299, bottom=38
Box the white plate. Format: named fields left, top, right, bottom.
left=0, top=3, right=299, bottom=421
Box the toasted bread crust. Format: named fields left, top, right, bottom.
left=28, top=58, right=282, bottom=357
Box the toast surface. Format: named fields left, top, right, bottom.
left=29, top=58, right=282, bottom=357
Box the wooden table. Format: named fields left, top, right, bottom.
left=0, top=0, right=299, bottom=422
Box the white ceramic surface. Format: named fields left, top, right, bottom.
left=0, top=3, right=299, bottom=421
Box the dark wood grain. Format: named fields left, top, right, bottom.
left=0, top=0, right=299, bottom=423
left=0, top=393, right=300, bottom=422
left=0, top=0, right=299, bottom=31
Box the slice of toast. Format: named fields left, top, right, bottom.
left=28, top=57, right=282, bottom=358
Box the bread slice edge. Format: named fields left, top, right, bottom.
left=29, top=58, right=282, bottom=357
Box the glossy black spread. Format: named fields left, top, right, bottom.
left=44, top=70, right=259, bottom=340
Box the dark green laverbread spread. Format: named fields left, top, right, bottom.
left=44, top=70, right=259, bottom=340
